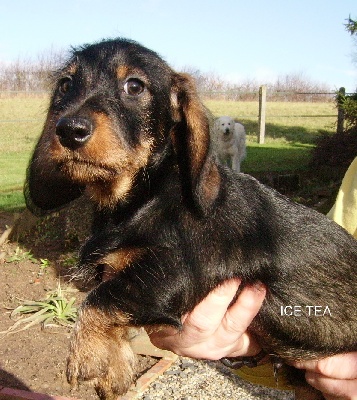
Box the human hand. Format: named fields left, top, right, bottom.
left=293, top=353, right=357, bottom=400
left=148, top=279, right=266, bottom=360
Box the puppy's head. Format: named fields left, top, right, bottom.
left=215, top=116, right=235, bottom=141
left=25, top=38, right=220, bottom=215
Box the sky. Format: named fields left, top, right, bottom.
left=1, top=0, right=356, bottom=92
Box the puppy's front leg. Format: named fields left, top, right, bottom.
left=67, top=303, right=135, bottom=400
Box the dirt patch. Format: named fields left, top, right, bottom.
left=0, top=210, right=157, bottom=399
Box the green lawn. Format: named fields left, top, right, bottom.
left=0, top=152, right=31, bottom=211
left=241, top=143, right=312, bottom=173
left=0, top=96, right=337, bottom=211
left=0, top=95, right=47, bottom=211
left=205, top=99, right=337, bottom=145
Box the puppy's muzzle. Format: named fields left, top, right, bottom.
left=56, top=117, right=92, bottom=150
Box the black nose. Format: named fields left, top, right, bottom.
left=56, top=117, right=92, bottom=150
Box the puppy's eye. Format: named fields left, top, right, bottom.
left=58, top=77, right=73, bottom=95
left=124, top=78, right=145, bottom=96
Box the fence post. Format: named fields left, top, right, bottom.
left=337, top=87, right=345, bottom=134
left=258, top=85, right=266, bottom=144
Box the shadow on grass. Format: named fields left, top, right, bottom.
left=240, top=119, right=331, bottom=145
left=242, top=143, right=312, bottom=174
left=0, top=190, right=26, bottom=212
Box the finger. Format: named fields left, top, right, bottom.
left=224, top=282, right=266, bottom=334
left=305, top=371, right=357, bottom=399
left=183, top=278, right=241, bottom=339
left=217, top=282, right=266, bottom=355
left=148, top=279, right=241, bottom=353
left=293, top=353, right=357, bottom=379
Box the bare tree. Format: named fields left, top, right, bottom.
left=0, top=48, right=334, bottom=101
left=0, top=47, right=65, bottom=92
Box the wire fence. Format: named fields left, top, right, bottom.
left=198, top=88, right=350, bottom=103
left=0, top=89, right=342, bottom=140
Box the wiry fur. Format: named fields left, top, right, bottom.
left=25, top=38, right=357, bottom=400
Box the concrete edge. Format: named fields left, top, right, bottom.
left=121, top=355, right=178, bottom=399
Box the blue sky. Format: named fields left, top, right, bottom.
left=1, top=0, right=356, bottom=92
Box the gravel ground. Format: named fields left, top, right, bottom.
left=139, top=357, right=295, bottom=400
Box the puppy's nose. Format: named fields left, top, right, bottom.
left=224, top=128, right=230, bottom=135
left=56, top=117, right=92, bottom=150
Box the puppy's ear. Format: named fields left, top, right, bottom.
left=171, top=73, right=221, bottom=215
left=24, top=126, right=84, bottom=216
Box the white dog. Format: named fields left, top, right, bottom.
left=213, top=116, right=246, bottom=172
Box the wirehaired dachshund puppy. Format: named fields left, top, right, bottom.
left=25, top=38, right=357, bottom=400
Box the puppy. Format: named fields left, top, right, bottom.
left=25, top=38, right=357, bottom=400
left=213, top=116, right=246, bottom=172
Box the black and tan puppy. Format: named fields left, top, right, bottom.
left=25, top=38, right=357, bottom=400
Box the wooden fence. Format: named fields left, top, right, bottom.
left=257, top=86, right=346, bottom=144
left=0, top=88, right=349, bottom=145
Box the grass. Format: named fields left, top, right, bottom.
left=5, top=246, right=37, bottom=263
left=206, top=99, right=336, bottom=175
left=0, top=95, right=338, bottom=212
left=205, top=99, right=337, bottom=145
left=241, top=143, right=312, bottom=173
left=0, top=282, right=77, bottom=336
left=1, top=152, right=31, bottom=211
left=0, top=95, right=47, bottom=211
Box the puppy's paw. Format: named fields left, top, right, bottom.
left=67, top=322, right=136, bottom=399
